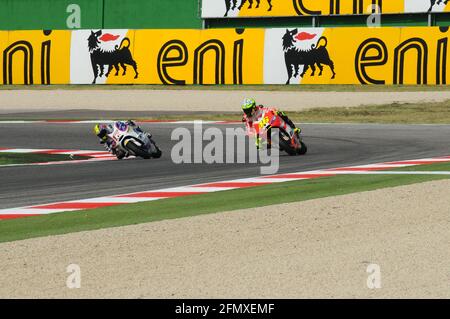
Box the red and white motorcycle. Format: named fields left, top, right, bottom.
left=250, top=109, right=307, bottom=156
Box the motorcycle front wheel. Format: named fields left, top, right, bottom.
left=297, top=141, right=307, bottom=155
left=152, top=147, right=162, bottom=158
left=126, top=141, right=151, bottom=159
left=279, top=129, right=297, bottom=156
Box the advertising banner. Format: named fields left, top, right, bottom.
left=0, top=30, right=71, bottom=85
left=264, top=26, right=449, bottom=85
left=0, top=26, right=448, bottom=85
left=201, top=0, right=450, bottom=18
left=69, top=28, right=264, bottom=85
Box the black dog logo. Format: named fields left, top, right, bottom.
left=224, top=0, right=237, bottom=16
left=224, top=0, right=272, bottom=17
left=87, top=30, right=138, bottom=84
left=239, top=0, right=273, bottom=11
left=282, top=29, right=336, bottom=85
left=429, top=0, right=449, bottom=12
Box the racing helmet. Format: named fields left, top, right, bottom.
left=242, top=98, right=256, bottom=117
left=93, top=123, right=109, bottom=141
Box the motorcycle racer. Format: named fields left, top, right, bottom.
left=241, top=98, right=301, bottom=149
left=93, top=120, right=141, bottom=159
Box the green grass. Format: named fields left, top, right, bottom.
left=0, top=152, right=86, bottom=165
left=1, top=89, right=449, bottom=124
left=130, top=100, right=450, bottom=124
left=22, top=100, right=446, bottom=124
left=5, top=100, right=445, bottom=124
left=0, top=162, right=449, bottom=243
left=2, top=84, right=450, bottom=92
left=294, top=100, right=450, bottom=124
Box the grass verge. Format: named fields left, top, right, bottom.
left=0, top=99, right=449, bottom=124
left=0, top=153, right=86, bottom=165
left=0, top=162, right=449, bottom=243
left=131, top=100, right=450, bottom=124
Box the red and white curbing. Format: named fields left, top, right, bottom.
left=1, top=155, right=449, bottom=220
left=0, top=148, right=117, bottom=167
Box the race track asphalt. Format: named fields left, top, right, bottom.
left=1, top=122, right=450, bottom=209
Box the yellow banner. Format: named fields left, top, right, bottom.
left=103, top=29, right=265, bottom=85
left=202, top=0, right=450, bottom=18
left=1, top=26, right=448, bottom=85
left=267, top=26, right=449, bottom=85
left=0, top=30, right=71, bottom=85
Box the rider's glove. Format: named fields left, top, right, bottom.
left=126, top=120, right=136, bottom=126
left=294, top=127, right=301, bottom=135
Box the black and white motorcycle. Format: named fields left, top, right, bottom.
left=106, top=121, right=162, bottom=159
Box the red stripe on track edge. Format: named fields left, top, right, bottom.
left=119, top=191, right=206, bottom=198
left=197, top=182, right=270, bottom=188
left=329, top=166, right=397, bottom=171
left=32, top=149, right=76, bottom=154
left=264, top=173, right=334, bottom=179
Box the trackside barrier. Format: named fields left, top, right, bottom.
left=0, top=26, right=449, bottom=85
left=202, top=0, right=450, bottom=18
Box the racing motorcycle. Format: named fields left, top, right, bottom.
left=107, top=121, right=162, bottom=159
left=250, top=109, right=307, bottom=156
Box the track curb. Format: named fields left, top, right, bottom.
left=1, top=155, right=449, bottom=220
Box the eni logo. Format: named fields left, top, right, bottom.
left=2, top=30, right=52, bottom=85
left=157, top=28, right=245, bottom=85
left=355, top=26, right=449, bottom=85
left=293, top=0, right=383, bottom=15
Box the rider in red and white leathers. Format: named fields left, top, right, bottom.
left=241, top=98, right=300, bottom=148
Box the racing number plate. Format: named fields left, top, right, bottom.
left=258, top=116, right=270, bottom=129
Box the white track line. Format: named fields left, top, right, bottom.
left=328, top=171, right=450, bottom=175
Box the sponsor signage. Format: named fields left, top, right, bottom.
left=201, top=0, right=450, bottom=18
left=0, top=26, right=448, bottom=85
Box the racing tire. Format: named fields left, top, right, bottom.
left=297, top=141, right=307, bottom=155
left=126, top=141, right=151, bottom=159
left=279, top=129, right=297, bottom=156
left=152, top=147, right=162, bottom=159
